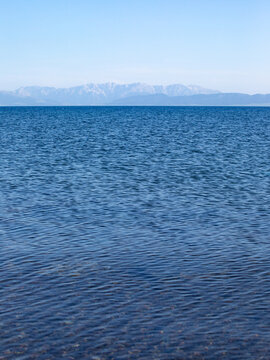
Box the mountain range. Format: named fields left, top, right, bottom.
left=0, top=83, right=270, bottom=106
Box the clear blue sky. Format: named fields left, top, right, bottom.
left=1, top=0, right=270, bottom=93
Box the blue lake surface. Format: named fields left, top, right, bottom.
left=1, top=106, right=270, bottom=359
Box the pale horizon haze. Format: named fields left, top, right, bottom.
left=1, top=0, right=270, bottom=94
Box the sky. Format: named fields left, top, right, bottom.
left=0, top=0, right=270, bottom=93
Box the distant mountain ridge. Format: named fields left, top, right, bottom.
left=112, top=93, right=270, bottom=106
left=0, top=83, right=270, bottom=106
left=0, top=82, right=219, bottom=106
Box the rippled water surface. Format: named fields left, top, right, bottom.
left=1, top=106, right=270, bottom=359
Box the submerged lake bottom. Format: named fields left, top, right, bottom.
left=1, top=106, right=270, bottom=359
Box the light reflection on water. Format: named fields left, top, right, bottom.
left=1, top=106, right=270, bottom=359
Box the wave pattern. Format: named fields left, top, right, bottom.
left=1, top=106, right=270, bottom=359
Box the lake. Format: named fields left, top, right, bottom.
left=1, top=106, right=270, bottom=359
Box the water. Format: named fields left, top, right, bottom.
left=0, top=106, right=270, bottom=359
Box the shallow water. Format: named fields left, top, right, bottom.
left=1, top=106, right=270, bottom=359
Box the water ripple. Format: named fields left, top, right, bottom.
left=1, top=106, right=270, bottom=359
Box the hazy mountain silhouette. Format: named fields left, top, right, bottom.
left=111, top=93, right=270, bottom=106
left=0, top=83, right=219, bottom=105
left=0, top=83, right=270, bottom=106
